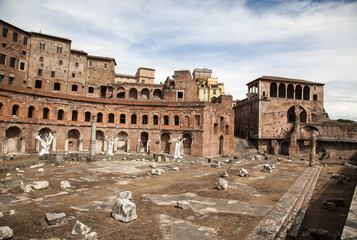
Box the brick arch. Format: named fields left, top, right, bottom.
left=4, top=126, right=23, bottom=153
left=129, top=88, right=138, bottom=99
left=67, top=129, right=81, bottom=152
left=160, top=132, right=170, bottom=153
left=182, top=132, right=192, bottom=155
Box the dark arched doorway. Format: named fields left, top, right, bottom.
left=6, top=126, right=21, bottom=153
left=96, top=130, right=105, bottom=153
left=160, top=133, right=170, bottom=153
left=118, top=131, right=128, bottom=152
left=68, top=129, right=80, bottom=151
left=140, top=132, right=149, bottom=152
left=280, top=141, right=289, bottom=155
left=219, top=135, right=224, bottom=154
left=182, top=133, right=192, bottom=155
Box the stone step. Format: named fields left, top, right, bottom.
left=245, top=166, right=318, bottom=240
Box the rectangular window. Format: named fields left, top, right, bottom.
left=89, top=61, right=92, bottom=66
left=23, top=36, right=28, bottom=45
left=57, top=45, right=62, bottom=53
left=35, top=80, right=42, bottom=89
left=39, top=42, right=45, bottom=50
left=2, top=28, right=8, bottom=38
left=59, top=60, right=63, bottom=65
left=19, top=61, right=25, bottom=71
left=0, top=54, right=6, bottom=65
left=0, top=74, right=4, bottom=83
left=88, top=87, right=94, bottom=93
left=22, top=51, right=26, bottom=55
left=72, top=73, right=75, bottom=78
left=2, top=43, right=6, bottom=48
left=39, top=56, right=43, bottom=62
left=54, top=82, right=60, bottom=91
left=72, top=85, right=78, bottom=91
left=8, top=76, right=14, bottom=85
left=10, top=57, right=16, bottom=68
left=104, top=63, right=107, bottom=68
left=51, top=71, right=55, bottom=78
left=13, top=32, right=18, bottom=42
left=38, top=69, right=42, bottom=76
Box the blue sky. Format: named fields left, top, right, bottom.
left=1, top=0, right=357, bottom=120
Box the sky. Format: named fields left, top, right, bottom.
left=1, top=0, right=357, bottom=120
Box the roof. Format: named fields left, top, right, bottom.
left=115, top=73, right=136, bottom=78
left=88, top=55, right=117, bottom=65
left=247, top=76, right=324, bottom=86
left=0, top=19, right=31, bottom=36
left=71, top=49, right=88, bottom=55
left=31, top=31, right=72, bottom=43
left=138, top=67, right=155, bottom=71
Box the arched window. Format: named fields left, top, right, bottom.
left=153, top=115, right=158, bottom=125
left=43, top=108, right=49, bottom=119
left=153, top=89, right=162, bottom=99
left=174, top=115, right=180, bottom=126
left=287, top=106, right=296, bottom=123
left=108, top=113, right=115, bottom=123
left=0, top=102, right=3, bottom=116
left=85, top=112, right=91, bottom=122
left=287, top=84, right=294, bottom=99
left=185, top=116, right=190, bottom=126
left=129, top=88, right=138, bottom=99
left=279, top=83, right=286, bottom=98
left=58, top=109, right=64, bottom=120
left=142, top=115, right=148, bottom=124
left=141, top=88, right=150, bottom=99
left=214, top=123, right=218, bottom=134
left=35, top=80, right=42, bottom=89
left=28, top=106, right=35, bottom=118
left=131, top=114, right=137, bottom=124
left=72, top=110, right=78, bottom=121
left=117, top=87, right=125, bottom=98
left=12, top=104, right=19, bottom=116
left=303, top=86, right=310, bottom=100
left=313, top=94, right=318, bottom=101
left=120, top=114, right=126, bottom=124
left=295, top=85, right=302, bottom=100
left=270, top=82, right=277, bottom=97
left=97, top=112, right=103, bottom=122
left=300, top=108, right=307, bottom=123
left=164, top=116, right=169, bottom=125
left=225, top=125, right=230, bottom=135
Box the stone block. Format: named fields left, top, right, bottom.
left=71, top=221, right=91, bottom=235
left=32, top=181, right=49, bottom=190
left=0, top=226, right=13, bottom=239
left=216, top=178, right=228, bottom=190
left=238, top=168, right=250, bottom=177
left=151, top=169, right=164, bottom=175
left=45, top=212, right=66, bottom=225
left=172, top=167, right=179, bottom=171
left=176, top=200, right=190, bottom=209
left=84, top=232, right=98, bottom=240
left=221, top=171, right=228, bottom=177
left=60, top=181, right=71, bottom=189
left=112, top=198, right=137, bottom=222
left=118, top=191, right=132, bottom=200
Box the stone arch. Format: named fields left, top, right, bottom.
left=5, top=126, right=22, bottom=153
left=279, top=83, right=286, bottom=98
left=295, top=85, right=302, bottom=100
left=72, top=110, right=78, bottom=121
left=160, top=132, right=170, bottom=153
left=303, top=86, right=310, bottom=100
left=68, top=129, right=80, bottom=151
left=12, top=104, right=19, bottom=116
left=28, top=106, right=35, bottom=118
left=270, top=82, right=277, bottom=97
left=300, top=107, right=307, bottom=123
left=287, top=84, right=294, bottom=99
left=280, top=141, right=290, bottom=155
left=153, top=89, right=163, bottom=99
left=117, top=131, right=128, bottom=152
left=225, top=124, right=230, bottom=135
left=182, top=133, right=192, bottom=155
left=85, top=111, right=91, bottom=122
left=153, top=115, right=159, bottom=125
left=96, top=130, right=105, bottom=153
left=129, top=88, right=138, bottom=99
left=287, top=106, right=296, bottom=123
left=141, top=88, right=150, bottom=99
left=116, top=87, right=125, bottom=98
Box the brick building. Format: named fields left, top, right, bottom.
left=234, top=76, right=357, bottom=160
left=0, top=20, right=235, bottom=157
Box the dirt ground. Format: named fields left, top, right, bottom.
left=0, top=156, right=355, bottom=240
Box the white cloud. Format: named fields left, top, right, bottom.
left=1, top=0, right=357, bottom=120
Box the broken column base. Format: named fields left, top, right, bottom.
left=112, top=198, right=137, bottom=222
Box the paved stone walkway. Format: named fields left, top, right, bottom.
left=341, top=185, right=357, bottom=240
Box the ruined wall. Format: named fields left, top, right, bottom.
left=0, top=20, right=30, bottom=88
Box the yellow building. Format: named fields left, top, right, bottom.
left=193, top=68, right=225, bottom=102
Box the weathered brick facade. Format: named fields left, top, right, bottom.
left=0, top=20, right=235, bottom=157
left=234, top=76, right=357, bottom=160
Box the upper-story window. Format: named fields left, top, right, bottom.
left=2, top=28, right=8, bottom=38
left=0, top=74, right=4, bottom=83
left=75, top=62, right=79, bottom=67
left=39, top=41, right=45, bottom=50
left=51, top=71, right=55, bottom=78
left=13, top=32, right=18, bottom=42
left=89, top=61, right=92, bottom=67
left=10, top=57, right=16, bottom=68
left=57, top=45, right=62, bottom=53
left=0, top=54, right=6, bottom=65
left=19, top=61, right=25, bottom=71
left=38, top=69, right=42, bottom=76
left=104, top=63, right=107, bottom=68
left=39, top=56, right=44, bottom=62
left=59, top=60, right=63, bottom=65
left=23, top=36, right=28, bottom=45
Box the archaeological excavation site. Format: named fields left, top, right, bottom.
left=0, top=19, right=357, bottom=240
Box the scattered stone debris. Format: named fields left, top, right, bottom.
left=118, top=191, right=132, bottom=200
left=45, top=212, right=66, bottom=225
left=238, top=168, right=250, bottom=177
left=216, top=179, right=228, bottom=190
left=271, top=164, right=277, bottom=169
left=60, top=181, right=71, bottom=190
left=302, top=228, right=328, bottom=239
left=112, top=193, right=137, bottom=222
left=84, top=232, right=98, bottom=240
left=9, top=210, right=16, bottom=215
left=151, top=169, right=164, bottom=175
left=211, top=162, right=221, bottom=168
left=221, top=171, right=228, bottom=178
left=263, top=164, right=272, bottom=173
left=176, top=200, right=191, bottom=209
left=30, top=163, right=45, bottom=168
left=38, top=168, right=45, bottom=172
left=278, top=158, right=283, bottom=161
left=0, top=212, right=3, bottom=217
left=255, top=155, right=262, bottom=161
left=322, top=201, right=337, bottom=210
left=5, top=173, right=10, bottom=177
left=71, top=221, right=91, bottom=236
left=344, top=163, right=357, bottom=169
left=32, top=181, right=49, bottom=190
left=0, top=226, right=13, bottom=239
left=150, top=163, right=157, bottom=168
left=172, top=167, right=179, bottom=171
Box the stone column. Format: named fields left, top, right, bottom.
left=127, top=139, right=130, bottom=152
left=136, top=140, right=141, bottom=152
left=2, top=137, right=8, bottom=154
left=64, top=137, right=69, bottom=152
left=35, top=138, right=40, bottom=153
left=90, top=116, right=97, bottom=157
left=21, top=137, right=26, bottom=153
left=52, top=135, right=56, bottom=152
left=79, top=139, right=83, bottom=151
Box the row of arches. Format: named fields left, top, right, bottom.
left=269, top=82, right=318, bottom=101
left=100, top=86, right=163, bottom=100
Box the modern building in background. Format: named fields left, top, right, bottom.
left=193, top=68, right=225, bottom=102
